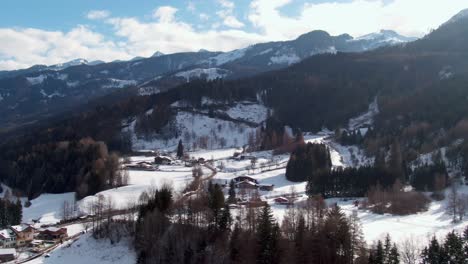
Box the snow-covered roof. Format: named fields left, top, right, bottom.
left=10, top=224, right=32, bottom=233
left=0, top=248, right=16, bottom=255
left=0, top=229, right=14, bottom=239
left=235, top=180, right=257, bottom=186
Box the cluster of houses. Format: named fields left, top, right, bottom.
left=0, top=224, right=67, bottom=262
left=231, top=176, right=274, bottom=191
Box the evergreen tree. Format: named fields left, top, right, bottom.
left=443, top=231, right=465, bottom=263
left=230, top=223, right=242, bottom=262
left=388, top=244, right=400, bottom=264
left=257, top=204, right=279, bottom=264
left=208, top=183, right=225, bottom=227
left=218, top=203, right=232, bottom=231
left=177, top=140, right=184, bottom=158
left=375, top=241, right=385, bottom=264
left=383, top=234, right=392, bottom=262
left=389, top=140, right=405, bottom=182
left=421, top=236, right=446, bottom=264
left=227, top=180, right=236, bottom=204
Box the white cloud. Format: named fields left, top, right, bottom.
left=216, top=0, right=244, bottom=28
left=218, top=0, right=235, bottom=9
left=86, top=10, right=110, bottom=20
left=0, top=26, right=130, bottom=70
left=108, top=15, right=264, bottom=56
left=153, top=6, right=178, bottom=23
left=222, top=15, right=245, bottom=28
left=248, top=0, right=468, bottom=39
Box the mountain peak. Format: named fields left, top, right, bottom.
left=445, top=8, right=468, bottom=24
left=152, top=51, right=165, bottom=57
left=356, top=30, right=417, bottom=43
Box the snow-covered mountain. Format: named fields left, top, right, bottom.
left=0, top=28, right=417, bottom=129
left=48, top=58, right=105, bottom=70
left=354, top=30, right=418, bottom=50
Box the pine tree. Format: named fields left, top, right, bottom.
left=257, top=204, right=279, bottom=264
left=375, top=240, right=385, bottom=264
left=387, top=244, right=400, bottom=264
left=389, top=140, right=404, bottom=182
left=383, top=234, right=392, bottom=263
left=15, top=199, right=22, bottom=224
left=443, top=231, right=465, bottom=263
left=177, top=140, right=184, bottom=158
left=230, top=223, right=242, bottom=262
left=227, top=180, right=236, bottom=204
left=218, top=203, right=232, bottom=231
left=421, top=236, right=445, bottom=264
left=208, top=183, right=225, bottom=227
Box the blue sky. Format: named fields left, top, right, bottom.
left=0, top=0, right=466, bottom=70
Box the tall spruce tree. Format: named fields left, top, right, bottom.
left=257, top=204, right=279, bottom=264
left=227, top=180, right=236, bottom=204
left=388, top=244, right=400, bottom=264
left=177, top=140, right=184, bottom=158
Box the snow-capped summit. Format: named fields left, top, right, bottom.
left=51, top=58, right=88, bottom=70
left=152, top=51, right=165, bottom=57
left=445, top=8, right=468, bottom=24
left=356, top=30, right=417, bottom=44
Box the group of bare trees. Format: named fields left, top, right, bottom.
left=365, top=180, right=430, bottom=215
left=447, top=183, right=468, bottom=223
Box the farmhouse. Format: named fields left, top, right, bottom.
left=38, top=227, right=68, bottom=241
left=0, top=248, right=16, bottom=262
left=10, top=224, right=35, bottom=247
left=126, top=161, right=158, bottom=171
left=0, top=229, right=16, bottom=248
left=274, top=197, right=292, bottom=205
left=235, top=180, right=258, bottom=190
left=233, top=176, right=258, bottom=184
left=154, top=156, right=172, bottom=165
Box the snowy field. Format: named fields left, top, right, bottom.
left=78, top=162, right=200, bottom=213
left=27, top=233, right=135, bottom=264
left=124, top=101, right=269, bottom=152
left=23, top=193, right=76, bottom=225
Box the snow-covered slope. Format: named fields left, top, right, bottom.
left=175, top=68, right=231, bottom=82
left=28, top=233, right=136, bottom=264
left=23, top=192, right=76, bottom=225
left=348, top=97, right=379, bottom=131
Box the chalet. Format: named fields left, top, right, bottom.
left=0, top=248, right=16, bottom=262
left=0, top=229, right=16, bottom=248
left=233, top=176, right=259, bottom=184
left=238, top=197, right=267, bottom=207
left=235, top=180, right=258, bottom=190
left=126, top=161, right=158, bottom=171
left=10, top=224, right=35, bottom=247
left=258, top=184, right=274, bottom=191
left=38, top=227, right=68, bottom=241
left=154, top=156, right=172, bottom=165
left=274, top=197, right=292, bottom=205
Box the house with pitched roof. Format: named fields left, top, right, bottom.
left=0, top=229, right=16, bottom=248
left=10, top=224, right=35, bottom=247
